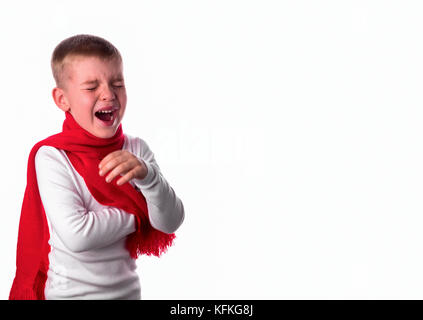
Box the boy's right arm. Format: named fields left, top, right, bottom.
left=35, top=146, right=136, bottom=253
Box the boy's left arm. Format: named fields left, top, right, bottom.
left=99, top=139, right=185, bottom=234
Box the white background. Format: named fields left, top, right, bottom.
left=1, top=0, right=423, bottom=299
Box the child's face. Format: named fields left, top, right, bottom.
left=54, top=55, right=127, bottom=138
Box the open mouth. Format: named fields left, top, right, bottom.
left=94, top=109, right=117, bottom=125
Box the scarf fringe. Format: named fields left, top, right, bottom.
left=126, top=225, right=176, bottom=259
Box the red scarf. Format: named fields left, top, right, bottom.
left=9, top=111, right=175, bottom=300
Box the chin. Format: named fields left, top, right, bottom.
left=98, top=126, right=120, bottom=138
left=95, top=130, right=115, bottom=139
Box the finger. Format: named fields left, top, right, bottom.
left=99, top=150, right=124, bottom=170
left=116, top=169, right=137, bottom=186
left=105, top=161, right=132, bottom=183
left=99, top=154, right=127, bottom=176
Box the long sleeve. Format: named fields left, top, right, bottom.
left=128, top=137, right=185, bottom=234
left=35, top=146, right=136, bottom=253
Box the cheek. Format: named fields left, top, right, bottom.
left=118, top=91, right=127, bottom=107
left=119, top=89, right=127, bottom=100
left=71, top=91, right=88, bottom=103
left=73, top=95, right=98, bottom=119
left=79, top=94, right=98, bottom=109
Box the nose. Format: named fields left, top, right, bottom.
left=100, top=85, right=116, bottom=101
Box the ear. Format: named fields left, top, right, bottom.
left=52, top=87, right=70, bottom=112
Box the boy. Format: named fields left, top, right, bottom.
left=9, top=34, right=185, bottom=300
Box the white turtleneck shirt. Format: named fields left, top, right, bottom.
left=34, top=134, right=184, bottom=300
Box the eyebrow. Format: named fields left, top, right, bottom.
left=80, top=80, right=98, bottom=86
left=80, top=78, right=124, bottom=86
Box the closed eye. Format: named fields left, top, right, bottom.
left=84, top=85, right=123, bottom=91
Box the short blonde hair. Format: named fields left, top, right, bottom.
left=51, top=34, right=122, bottom=89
